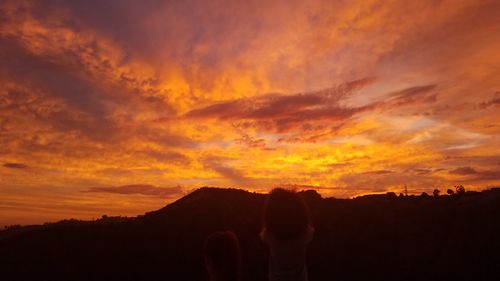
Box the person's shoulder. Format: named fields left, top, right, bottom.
left=307, top=225, right=315, bottom=234
left=305, top=225, right=314, bottom=243
left=260, top=228, right=269, bottom=243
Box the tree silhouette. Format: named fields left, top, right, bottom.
left=455, top=185, right=465, bottom=195
left=447, top=189, right=455, bottom=195
left=433, top=189, right=440, bottom=197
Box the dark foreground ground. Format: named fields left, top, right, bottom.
left=1, top=187, right=500, bottom=281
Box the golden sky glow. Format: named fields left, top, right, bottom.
left=1, top=0, right=500, bottom=226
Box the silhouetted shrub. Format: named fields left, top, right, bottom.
left=433, top=189, right=440, bottom=197
left=455, top=185, right=466, bottom=195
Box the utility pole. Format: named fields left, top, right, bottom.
left=404, top=184, right=408, bottom=196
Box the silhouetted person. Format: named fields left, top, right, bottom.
left=204, top=231, right=242, bottom=281
left=260, top=188, right=314, bottom=281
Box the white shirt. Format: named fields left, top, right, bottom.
left=260, top=226, right=314, bottom=281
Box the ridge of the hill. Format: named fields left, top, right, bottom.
left=1, top=187, right=500, bottom=281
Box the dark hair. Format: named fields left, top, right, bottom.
left=263, top=188, right=311, bottom=240
left=204, top=231, right=241, bottom=281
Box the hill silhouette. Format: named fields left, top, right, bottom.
left=1, top=187, right=500, bottom=281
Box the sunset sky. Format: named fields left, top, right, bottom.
left=1, top=0, right=499, bottom=226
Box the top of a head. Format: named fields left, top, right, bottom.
left=264, top=188, right=310, bottom=241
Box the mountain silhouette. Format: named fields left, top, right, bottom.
left=1, top=187, right=500, bottom=281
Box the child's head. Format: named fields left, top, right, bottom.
left=263, top=188, right=311, bottom=240
left=204, top=231, right=241, bottom=281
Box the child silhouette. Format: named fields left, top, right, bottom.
left=204, top=231, right=242, bottom=281
left=260, top=188, right=314, bottom=281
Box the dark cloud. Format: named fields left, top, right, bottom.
left=20, top=0, right=287, bottom=72
left=185, top=99, right=243, bottom=120
left=0, top=27, right=176, bottom=143
left=389, top=84, right=436, bottom=99
left=479, top=92, right=500, bottom=109
left=3, top=163, right=28, bottom=169
left=380, top=84, right=437, bottom=108
left=275, top=123, right=345, bottom=143
left=414, top=168, right=432, bottom=175
left=0, top=39, right=124, bottom=143
left=411, top=168, right=444, bottom=175
left=0, top=81, right=185, bottom=152
left=140, top=128, right=197, bottom=148
left=33, top=0, right=147, bottom=53
left=211, top=164, right=245, bottom=182
left=87, top=184, right=183, bottom=198
left=361, top=170, right=395, bottom=175
left=277, top=183, right=376, bottom=192
left=449, top=166, right=500, bottom=181
left=443, top=155, right=500, bottom=167
left=144, top=150, right=191, bottom=165
left=186, top=78, right=375, bottom=132
left=0, top=38, right=108, bottom=116
left=202, top=157, right=248, bottom=184
left=235, top=134, right=268, bottom=149
left=185, top=80, right=437, bottom=134
left=472, top=170, right=500, bottom=181
left=449, top=166, right=478, bottom=175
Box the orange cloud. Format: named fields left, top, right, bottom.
left=87, top=184, right=183, bottom=198
left=185, top=78, right=376, bottom=132
left=1, top=0, right=500, bottom=226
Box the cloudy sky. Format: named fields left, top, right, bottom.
left=1, top=0, right=499, bottom=226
